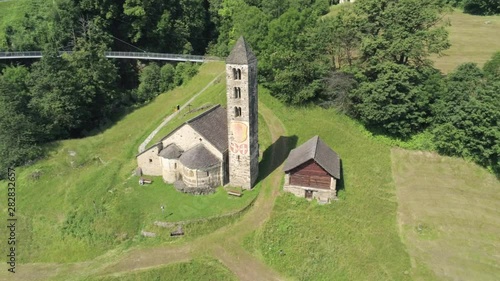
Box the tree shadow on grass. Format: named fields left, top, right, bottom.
left=256, top=135, right=298, bottom=185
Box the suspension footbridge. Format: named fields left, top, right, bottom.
left=0, top=51, right=221, bottom=62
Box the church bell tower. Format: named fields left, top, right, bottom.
left=226, top=36, right=259, bottom=189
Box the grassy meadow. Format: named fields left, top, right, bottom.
left=0, top=0, right=19, bottom=48
left=0, top=61, right=262, bottom=263
left=89, top=257, right=237, bottom=281
left=432, top=10, right=500, bottom=73
left=147, top=75, right=227, bottom=147
left=244, top=90, right=413, bottom=280
left=392, top=149, right=500, bottom=281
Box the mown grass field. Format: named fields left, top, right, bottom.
left=0, top=61, right=262, bottom=264
left=392, top=149, right=500, bottom=281
left=432, top=10, right=500, bottom=73
left=88, top=257, right=237, bottom=281
left=244, top=90, right=414, bottom=280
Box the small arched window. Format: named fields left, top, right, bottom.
left=234, top=87, right=241, bottom=99
left=233, top=68, right=241, bottom=80
left=234, top=107, right=242, bottom=117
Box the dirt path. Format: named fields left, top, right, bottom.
left=7, top=100, right=289, bottom=281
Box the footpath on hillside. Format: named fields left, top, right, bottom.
left=138, top=71, right=224, bottom=153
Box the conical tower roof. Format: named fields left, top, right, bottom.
left=226, top=36, right=257, bottom=65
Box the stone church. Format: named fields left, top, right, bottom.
left=136, top=37, right=259, bottom=194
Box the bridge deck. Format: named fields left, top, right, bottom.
left=0, top=51, right=221, bottom=62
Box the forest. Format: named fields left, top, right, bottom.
left=0, top=0, right=499, bottom=177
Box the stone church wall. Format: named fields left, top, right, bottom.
left=161, top=125, right=222, bottom=159
left=180, top=164, right=221, bottom=190
left=161, top=158, right=179, bottom=183
left=226, top=61, right=259, bottom=189
left=137, top=144, right=163, bottom=176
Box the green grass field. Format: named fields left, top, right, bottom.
left=392, top=149, right=500, bottom=281
left=0, top=61, right=263, bottom=264
left=244, top=90, right=413, bottom=280
left=147, top=76, right=227, bottom=147
left=0, top=1, right=18, bottom=48
left=89, top=257, right=237, bottom=281
left=432, top=10, right=500, bottom=73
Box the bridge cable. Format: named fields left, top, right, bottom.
left=110, top=35, right=148, bottom=53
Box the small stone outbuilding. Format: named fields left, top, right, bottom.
left=283, top=136, right=341, bottom=203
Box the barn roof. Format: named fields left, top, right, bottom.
left=159, top=143, right=182, bottom=159
left=187, top=105, right=228, bottom=153
left=226, top=36, right=257, bottom=65
left=283, top=136, right=341, bottom=179
left=179, top=144, right=220, bottom=170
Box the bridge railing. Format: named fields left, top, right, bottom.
left=0, top=51, right=222, bottom=62
left=0, top=51, right=44, bottom=57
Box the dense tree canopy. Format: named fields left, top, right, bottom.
left=0, top=66, right=43, bottom=176
left=433, top=63, right=499, bottom=172
left=351, top=63, right=439, bottom=137
left=354, top=0, right=450, bottom=66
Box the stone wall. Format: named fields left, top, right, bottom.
left=181, top=164, right=222, bottom=188
left=161, top=158, right=179, bottom=183
left=137, top=143, right=163, bottom=176
left=226, top=60, right=259, bottom=189
left=161, top=125, right=222, bottom=159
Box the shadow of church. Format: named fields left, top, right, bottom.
left=256, top=135, right=298, bottom=184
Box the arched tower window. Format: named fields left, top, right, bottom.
left=233, top=68, right=242, bottom=80
left=234, top=107, right=242, bottom=117
left=234, top=87, right=241, bottom=99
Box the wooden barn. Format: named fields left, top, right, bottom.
left=283, top=136, right=341, bottom=203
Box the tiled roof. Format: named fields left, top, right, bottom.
left=226, top=36, right=257, bottom=65
left=187, top=105, right=228, bottom=153
left=159, top=143, right=183, bottom=159
left=179, top=144, right=220, bottom=169
left=283, top=136, right=341, bottom=179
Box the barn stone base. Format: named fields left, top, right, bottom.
left=284, top=184, right=336, bottom=204
left=174, top=180, right=216, bottom=195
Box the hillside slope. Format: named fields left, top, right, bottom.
left=432, top=10, right=500, bottom=73
left=0, top=62, right=258, bottom=264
